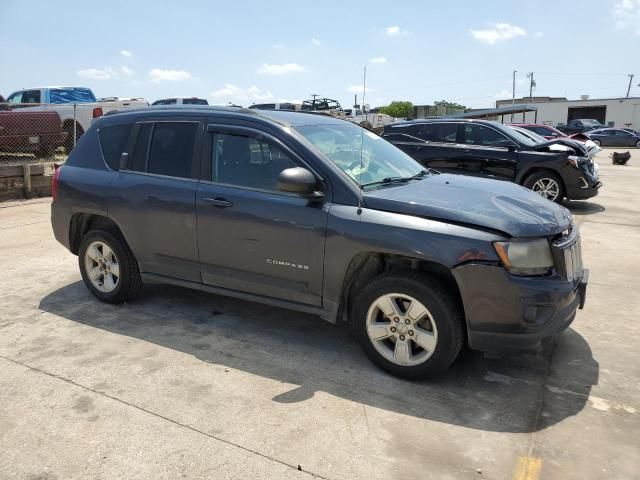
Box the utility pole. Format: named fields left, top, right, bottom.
left=362, top=65, right=368, bottom=125
left=626, top=74, right=634, bottom=98
left=511, top=70, right=517, bottom=122
left=527, top=72, right=536, bottom=101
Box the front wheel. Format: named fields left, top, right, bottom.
left=78, top=229, right=142, bottom=303
left=351, top=274, right=464, bottom=379
left=523, top=171, right=565, bottom=203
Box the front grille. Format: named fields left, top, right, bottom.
left=551, top=228, right=583, bottom=281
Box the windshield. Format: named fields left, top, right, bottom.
left=582, top=119, right=602, bottom=126
left=510, top=126, right=546, bottom=143
left=295, top=123, right=425, bottom=187
left=502, top=125, right=539, bottom=147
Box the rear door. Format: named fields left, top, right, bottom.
left=458, top=124, right=519, bottom=181
left=109, top=117, right=204, bottom=282
left=389, top=123, right=463, bottom=173
left=195, top=120, right=328, bottom=306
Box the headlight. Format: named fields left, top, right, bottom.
left=493, top=239, right=554, bottom=276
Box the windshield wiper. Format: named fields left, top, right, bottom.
left=360, top=169, right=429, bottom=188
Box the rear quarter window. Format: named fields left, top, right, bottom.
left=98, top=123, right=133, bottom=170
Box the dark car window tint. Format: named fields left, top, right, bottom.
left=182, top=98, right=208, bottom=105
left=99, top=123, right=132, bottom=170
left=147, top=122, right=198, bottom=178
left=130, top=124, right=153, bottom=172
left=412, top=123, right=458, bottom=143
left=21, top=90, right=41, bottom=104
left=530, top=126, right=552, bottom=136
left=461, top=125, right=509, bottom=146
left=212, top=133, right=298, bottom=191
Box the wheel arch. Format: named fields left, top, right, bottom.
left=337, top=252, right=464, bottom=325
left=69, top=213, right=126, bottom=255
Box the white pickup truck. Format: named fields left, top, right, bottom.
left=4, top=87, right=147, bottom=150
left=343, top=107, right=394, bottom=131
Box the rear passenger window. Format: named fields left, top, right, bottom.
left=130, top=124, right=152, bottom=172
left=412, top=123, right=458, bottom=143
left=99, top=123, right=132, bottom=170
left=147, top=123, right=198, bottom=178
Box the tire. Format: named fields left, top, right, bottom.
left=78, top=229, right=142, bottom=303
left=635, top=140, right=640, bottom=149
left=592, top=139, right=601, bottom=147
left=351, top=273, right=464, bottom=379
left=63, top=122, right=84, bottom=153
left=523, top=171, right=565, bottom=203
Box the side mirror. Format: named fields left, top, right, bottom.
left=278, top=167, right=324, bottom=199
left=119, top=152, right=129, bottom=170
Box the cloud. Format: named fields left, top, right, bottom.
left=370, top=56, right=387, bottom=64
left=149, top=68, right=192, bottom=82
left=385, top=25, right=408, bottom=36
left=347, top=85, right=376, bottom=94
left=470, top=23, right=527, bottom=44
left=534, top=31, right=544, bottom=37
left=210, top=84, right=274, bottom=105
left=311, top=38, right=321, bottom=45
left=613, top=0, right=640, bottom=35
left=120, top=49, right=133, bottom=57
left=494, top=90, right=512, bottom=98
left=120, top=66, right=134, bottom=76
left=258, top=63, right=306, bottom=75
left=77, top=67, right=118, bottom=80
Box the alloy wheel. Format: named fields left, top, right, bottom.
left=84, top=241, right=120, bottom=293
left=366, top=293, right=438, bottom=366
left=532, top=178, right=560, bottom=201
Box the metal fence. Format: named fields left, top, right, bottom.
left=0, top=100, right=146, bottom=166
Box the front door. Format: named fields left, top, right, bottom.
left=457, top=124, right=519, bottom=181
left=195, top=123, right=328, bottom=306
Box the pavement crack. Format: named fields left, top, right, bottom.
left=0, top=354, right=332, bottom=480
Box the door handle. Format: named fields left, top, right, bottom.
left=203, top=197, right=233, bottom=208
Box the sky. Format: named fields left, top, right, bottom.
left=1, top=0, right=639, bottom=109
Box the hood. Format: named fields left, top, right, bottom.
left=531, top=138, right=587, bottom=156
left=363, top=174, right=572, bottom=237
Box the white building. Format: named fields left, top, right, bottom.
left=495, top=96, right=640, bottom=129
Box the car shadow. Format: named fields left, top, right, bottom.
left=38, top=281, right=598, bottom=434
left=565, top=200, right=606, bottom=216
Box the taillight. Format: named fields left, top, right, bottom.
left=92, top=107, right=103, bottom=118
left=51, top=165, right=62, bottom=201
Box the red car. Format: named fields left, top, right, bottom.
left=511, top=123, right=590, bottom=143
left=0, top=95, right=67, bottom=157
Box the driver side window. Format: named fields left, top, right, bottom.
left=211, top=133, right=298, bottom=191
left=461, top=125, right=510, bottom=146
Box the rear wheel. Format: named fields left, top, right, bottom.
left=78, top=229, right=142, bottom=303
left=351, top=273, right=464, bottom=379
left=635, top=140, right=640, bottom=149
left=523, top=171, right=565, bottom=203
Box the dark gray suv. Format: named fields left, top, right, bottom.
left=51, top=107, right=588, bottom=379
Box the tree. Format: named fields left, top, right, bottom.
left=433, top=100, right=466, bottom=112
left=379, top=101, right=414, bottom=118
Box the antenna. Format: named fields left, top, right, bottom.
left=357, top=65, right=367, bottom=215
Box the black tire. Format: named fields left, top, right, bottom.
left=78, top=229, right=142, bottom=303
left=351, top=273, right=464, bottom=379
left=635, top=140, right=640, bottom=149
left=523, top=171, right=565, bottom=203
left=63, top=122, right=84, bottom=153
left=592, top=139, right=601, bottom=147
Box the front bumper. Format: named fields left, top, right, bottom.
left=452, top=264, right=588, bottom=355
left=565, top=163, right=601, bottom=200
